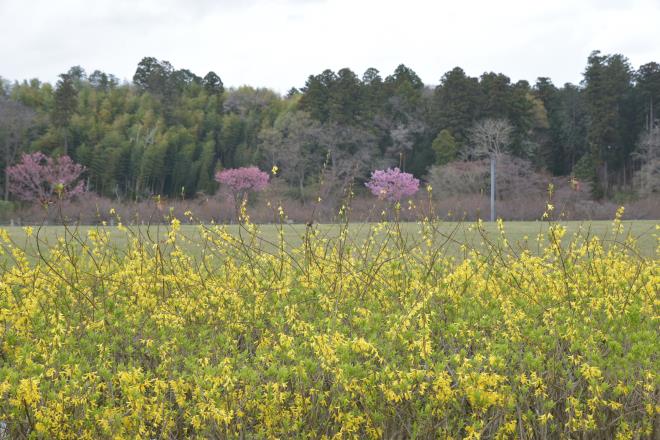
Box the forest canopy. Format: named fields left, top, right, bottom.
left=1, top=51, right=659, bottom=204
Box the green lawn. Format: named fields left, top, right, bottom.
left=1, top=220, right=657, bottom=262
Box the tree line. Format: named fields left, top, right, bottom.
left=1, top=51, right=659, bottom=205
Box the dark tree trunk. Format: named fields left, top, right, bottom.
left=4, top=167, right=9, bottom=201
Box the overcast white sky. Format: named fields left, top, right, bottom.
left=1, top=0, right=659, bottom=92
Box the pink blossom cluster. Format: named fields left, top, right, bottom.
left=365, top=167, right=419, bottom=202
left=214, top=166, right=269, bottom=194
left=7, top=152, right=86, bottom=203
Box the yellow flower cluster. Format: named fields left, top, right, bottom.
left=0, top=218, right=657, bottom=439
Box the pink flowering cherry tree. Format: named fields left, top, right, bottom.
left=7, top=152, right=86, bottom=204
left=365, top=167, right=419, bottom=202
left=214, top=166, right=269, bottom=203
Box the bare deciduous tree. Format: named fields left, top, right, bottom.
left=426, top=154, right=547, bottom=199
left=0, top=97, right=36, bottom=200
left=260, top=111, right=324, bottom=202
left=462, top=118, right=513, bottom=160
left=633, top=126, right=660, bottom=195
left=261, top=112, right=378, bottom=205
left=0, top=76, right=8, bottom=96
left=374, top=97, right=427, bottom=167
left=321, top=123, right=377, bottom=202
left=388, top=120, right=425, bottom=158
left=223, top=87, right=280, bottom=116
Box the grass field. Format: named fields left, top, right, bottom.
left=2, top=220, right=658, bottom=261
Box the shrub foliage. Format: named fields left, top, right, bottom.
left=0, top=211, right=657, bottom=438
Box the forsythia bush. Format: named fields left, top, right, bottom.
left=0, top=212, right=658, bottom=439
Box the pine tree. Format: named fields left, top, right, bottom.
left=52, top=73, right=78, bottom=155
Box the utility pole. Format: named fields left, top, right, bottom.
left=490, top=155, right=496, bottom=221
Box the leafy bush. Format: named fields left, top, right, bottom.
left=0, top=212, right=657, bottom=438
